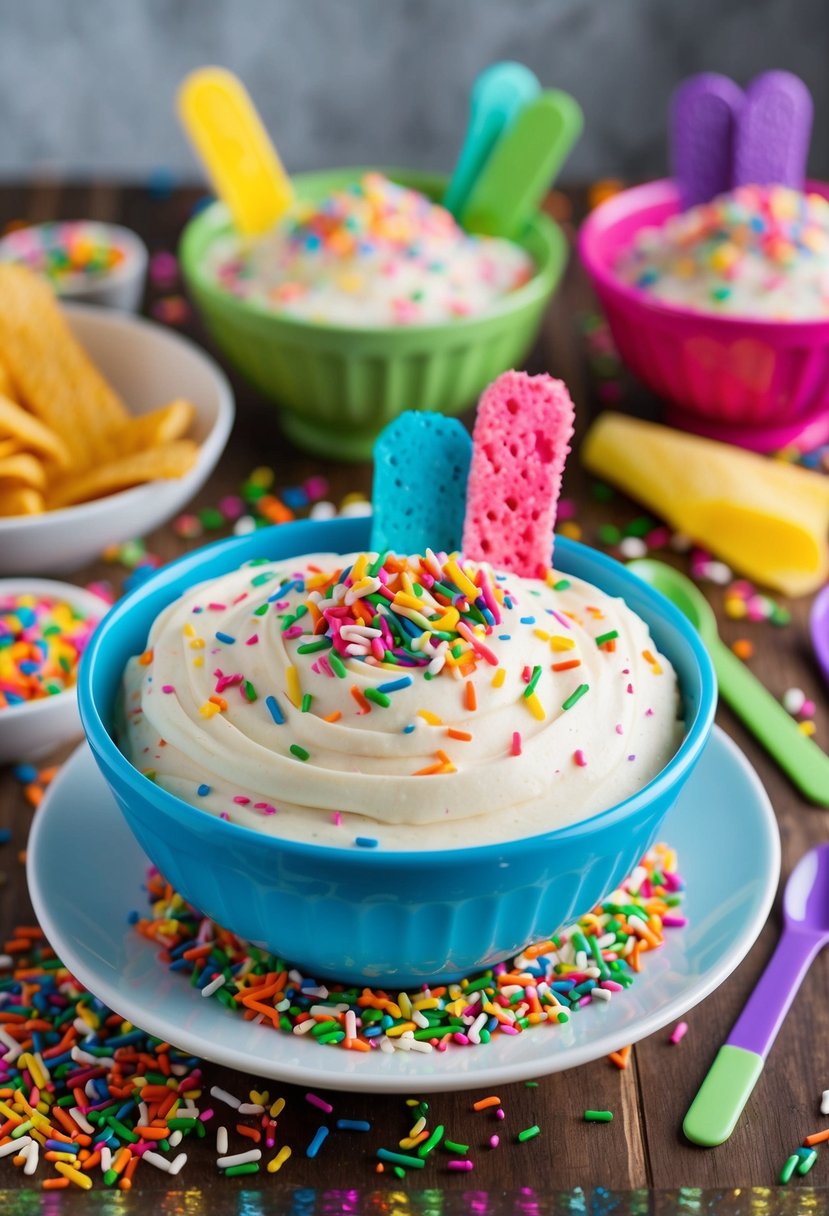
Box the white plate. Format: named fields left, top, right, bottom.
left=27, top=727, right=779, bottom=1094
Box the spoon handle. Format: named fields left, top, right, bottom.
left=713, top=638, right=829, bottom=805
left=684, top=928, right=821, bottom=1146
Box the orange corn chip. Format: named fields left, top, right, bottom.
left=0, top=265, right=129, bottom=469
left=47, top=440, right=199, bottom=508
left=111, top=399, right=196, bottom=457
left=0, top=485, right=44, bottom=516
left=0, top=394, right=71, bottom=468
left=0, top=453, right=46, bottom=490
left=0, top=359, right=17, bottom=402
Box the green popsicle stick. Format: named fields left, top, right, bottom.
left=460, top=90, right=583, bottom=239
left=442, top=62, right=541, bottom=218
left=683, top=1044, right=764, bottom=1146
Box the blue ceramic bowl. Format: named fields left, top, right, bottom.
left=78, top=518, right=716, bottom=987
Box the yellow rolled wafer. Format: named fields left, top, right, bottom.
left=582, top=412, right=829, bottom=596
left=177, top=67, right=294, bottom=237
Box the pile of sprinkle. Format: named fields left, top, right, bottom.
left=0, top=593, right=98, bottom=709
left=0, top=221, right=128, bottom=290
left=616, top=184, right=829, bottom=319
left=720, top=575, right=791, bottom=626
left=0, top=929, right=310, bottom=1189
left=278, top=172, right=463, bottom=260
left=304, top=549, right=512, bottom=678
left=133, top=843, right=685, bottom=1056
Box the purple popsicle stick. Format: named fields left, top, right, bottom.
left=671, top=73, right=744, bottom=210
left=734, top=70, right=813, bottom=190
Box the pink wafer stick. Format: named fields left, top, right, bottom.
left=462, top=371, right=575, bottom=577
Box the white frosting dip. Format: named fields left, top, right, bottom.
left=120, top=551, right=681, bottom=849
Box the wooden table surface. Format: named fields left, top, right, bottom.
left=0, top=181, right=827, bottom=1214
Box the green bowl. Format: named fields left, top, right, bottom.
left=179, top=167, right=567, bottom=461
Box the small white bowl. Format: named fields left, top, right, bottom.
left=0, top=304, right=235, bottom=576
left=0, top=221, right=148, bottom=312
left=0, top=578, right=111, bottom=765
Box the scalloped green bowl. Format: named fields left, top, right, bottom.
left=179, top=168, right=567, bottom=460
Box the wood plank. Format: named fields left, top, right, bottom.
left=25, top=175, right=62, bottom=225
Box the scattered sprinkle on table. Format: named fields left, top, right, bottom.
left=517, top=1126, right=541, bottom=1143
left=780, top=1154, right=800, bottom=1185
left=0, top=932, right=286, bottom=1191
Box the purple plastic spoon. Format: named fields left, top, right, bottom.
left=684, top=844, right=829, bottom=1146
left=671, top=73, right=743, bottom=210
left=734, top=70, right=813, bottom=190
left=809, top=583, right=829, bottom=688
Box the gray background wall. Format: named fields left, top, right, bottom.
left=1, top=0, right=827, bottom=183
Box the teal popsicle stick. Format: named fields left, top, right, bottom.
left=442, top=62, right=541, bottom=219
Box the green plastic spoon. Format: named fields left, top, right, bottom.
left=460, top=89, right=583, bottom=239
left=628, top=559, right=829, bottom=806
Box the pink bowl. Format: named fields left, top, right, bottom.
left=578, top=178, right=829, bottom=453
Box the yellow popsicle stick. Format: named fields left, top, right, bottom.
left=177, top=66, right=294, bottom=237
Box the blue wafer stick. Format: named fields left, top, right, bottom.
left=370, top=412, right=472, bottom=557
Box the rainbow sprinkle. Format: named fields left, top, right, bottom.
left=208, top=173, right=534, bottom=327
left=0, top=594, right=98, bottom=709
left=617, top=184, right=829, bottom=319
left=133, top=844, right=684, bottom=1056
left=305, top=549, right=508, bottom=678
left=0, top=221, right=128, bottom=290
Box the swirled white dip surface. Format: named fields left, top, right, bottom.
left=205, top=173, right=534, bottom=326
left=119, top=550, right=681, bottom=849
